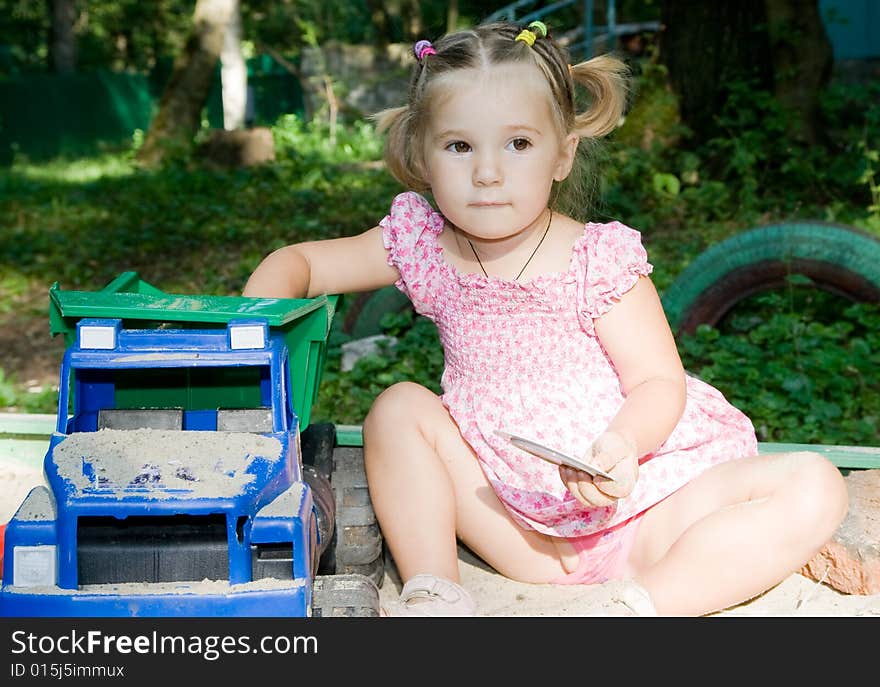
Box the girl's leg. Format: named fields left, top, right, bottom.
left=362, top=382, right=571, bottom=585
left=624, top=451, right=848, bottom=616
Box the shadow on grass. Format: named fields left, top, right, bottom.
left=0, top=157, right=401, bottom=297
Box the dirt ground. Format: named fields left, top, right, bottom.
left=0, top=304, right=66, bottom=393
left=379, top=545, right=880, bottom=617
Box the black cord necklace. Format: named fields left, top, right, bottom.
left=466, top=209, right=553, bottom=281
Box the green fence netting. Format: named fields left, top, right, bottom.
left=0, top=57, right=304, bottom=163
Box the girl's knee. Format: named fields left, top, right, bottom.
left=783, top=451, right=848, bottom=528
left=363, top=382, right=437, bottom=438
left=366, top=381, right=433, bottom=417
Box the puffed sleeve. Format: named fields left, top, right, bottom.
left=575, top=221, right=653, bottom=334
left=379, top=191, right=445, bottom=318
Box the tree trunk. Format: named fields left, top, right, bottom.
left=221, top=0, right=247, bottom=130
left=447, top=0, right=459, bottom=33
left=136, top=0, right=237, bottom=168
left=659, top=0, right=773, bottom=140
left=366, top=0, right=391, bottom=49
left=366, top=0, right=423, bottom=44
left=47, top=0, right=77, bottom=74
left=400, top=0, right=423, bottom=41
left=765, top=0, right=833, bottom=144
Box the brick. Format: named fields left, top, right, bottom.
left=799, top=469, right=880, bottom=595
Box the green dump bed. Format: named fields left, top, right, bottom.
left=49, top=272, right=337, bottom=430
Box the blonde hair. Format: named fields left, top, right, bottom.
left=373, top=21, right=629, bottom=220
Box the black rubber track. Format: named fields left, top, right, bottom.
left=312, top=574, right=380, bottom=617
left=320, top=446, right=385, bottom=588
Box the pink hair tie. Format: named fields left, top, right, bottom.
left=413, top=39, right=437, bottom=63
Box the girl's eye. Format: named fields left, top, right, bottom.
left=510, top=138, right=531, bottom=152
left=446, top=141, right=471, bottom=153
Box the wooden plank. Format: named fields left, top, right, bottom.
left=335, top=424, right=364, bottom=447
left=758, top=442, right=880, bottom=470
left=0, top=413, right=56, bottom=436
left=336, top=426, right=879, bottom=469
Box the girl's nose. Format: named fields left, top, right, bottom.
left=472, top=152, right=503, bottom=186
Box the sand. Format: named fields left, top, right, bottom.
left=377, top=545, right=880, bottom=617
left=3, top=460, right=879, bottom=616
left=52, top=428, right=281, bottom=498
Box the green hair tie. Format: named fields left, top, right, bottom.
left=515, top=21, right=548, bottom=46
left=528, top=21, right=548, bottom=38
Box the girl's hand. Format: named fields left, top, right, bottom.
left=561, top=431, right=639, bottom=508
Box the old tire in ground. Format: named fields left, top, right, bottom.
left=312, top=573, right=380, bottom=617
left=319, top=446, right=385, bottom=588
left=341, top=286, right=412, bottom=337
left=661, top=221, right=880, bottom=335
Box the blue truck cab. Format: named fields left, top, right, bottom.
left=0, top=275, right=382, bottom=617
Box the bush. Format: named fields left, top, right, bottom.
left=678, top=290, right=880, bottom=445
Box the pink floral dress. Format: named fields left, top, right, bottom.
left=380, top=192, right=758, bottom=538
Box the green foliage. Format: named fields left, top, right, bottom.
left=678, top=290, right=880, bottom=445
left=0, top=0, right=194, bottom=76
left=243, top=0, right=518, bottom=51
left=272, top=114, right=384, bottom=168
left=0, top=368, right=16, bottom=407
left=312, top=310, right=444, bottom=425
left=0, top=0, right=49, bottom=74
left=598, top=62, right=880, bottom=292
left=0, top=368, right=56, bottom=413
left=858, top=139, right=880, bottom=232
left=0, top=1, right=520, bottom=76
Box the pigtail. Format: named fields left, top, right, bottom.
left=372, top=105, right=429, bottom=191
left=569, top=54, right=629, bottom=138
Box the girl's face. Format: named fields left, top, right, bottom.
left=423, top=63, right=577, bottom=242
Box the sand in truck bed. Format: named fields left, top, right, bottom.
left=52, top=428, right=283, bottom=499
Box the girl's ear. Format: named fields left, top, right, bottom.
left=553, top=133, right=580, bottom=182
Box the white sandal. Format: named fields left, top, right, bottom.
left=577, top=579, right=658, bottom=617
left=381, top=574, right=477, bottom=617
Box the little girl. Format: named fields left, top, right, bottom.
left=244, top=21, right=848, bottom=616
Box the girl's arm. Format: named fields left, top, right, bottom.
left=562, top=276, right=686, bottom=506
left=243, top=225, right=400, bottom=298
left=594, top=275, right=687, bottom=457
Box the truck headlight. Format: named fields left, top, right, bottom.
left=228, top=320, right=269, bottom=349
left=77, top=318, right=121, bottom=350
left=13, top=545, right=57, bottom=587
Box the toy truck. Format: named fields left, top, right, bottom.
left=0, top=273, right=384, bottom=617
